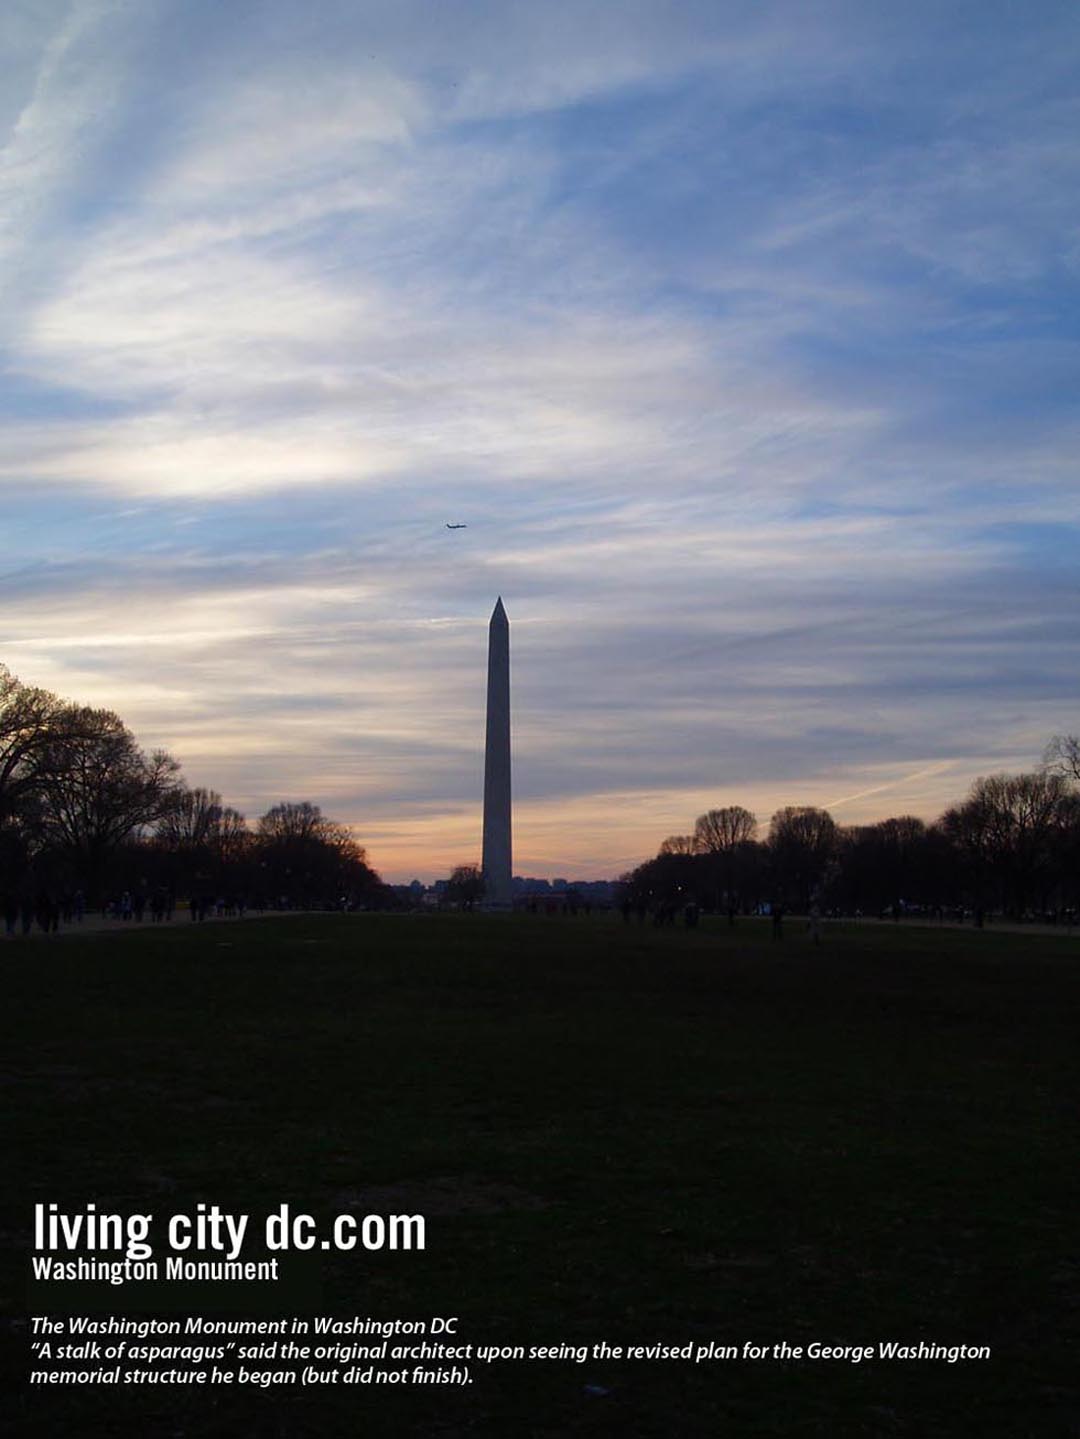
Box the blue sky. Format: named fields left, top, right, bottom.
left=1, top=0, right=1077, bottom=880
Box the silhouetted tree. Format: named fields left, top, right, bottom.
left=445, top=864, right=485, bottom=910
left=693, top=805, right=758, bottom=912
left=833, top=816, right=953, bottom=915
left=944, top=772, right=1074, bottom=917
left=1042, top=734, right=1080, bottom=784
left=154, top=786, right=251, bottom=893
left=626, top=759, right=1078, bottom=926
left=0, top=665, right=398, bottom=917
left=942, top=788, right=994, bottom=920
left=157, top=786, right=226, bottom=851
left=870, top=815, right=928, bottom=913
left=256, top=801, right=377, bottom=907
left=212, top=806, right=251, bottom=870
left=767, top=805, right=836, bottom=910
left=33, top=709, right=181, bottom=892
left=1056, top=795, right=1080, bottom=912
left=0, top=668, right=103, bottom=827
left=693, top=806, right=758, bottom=854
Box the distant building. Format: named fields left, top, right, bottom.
left=393, top=875, right=615, bottom=909
left=512, top=876, right=615, bottom=907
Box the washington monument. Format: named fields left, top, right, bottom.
left=481, top=597, right=512, bottom=907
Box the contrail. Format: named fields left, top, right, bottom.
left=824, top=761, right=953, bottom=811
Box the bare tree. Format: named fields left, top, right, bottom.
left=257, top=801, right=356, bottom=849
left=945, top=772, right=1073, bottom=917
left=155, top=786, right=250, bottom=890
left=1042, top=734, right=1080, bottom=784
left=693, top=806, right=758, bottom=854
left=256, top=801, right=374, bottom=905
left=767, top=806, right=837, bottom=910
left=35, top=708, right=181, bottom=873
left=690, top=806, right=758, bottom=915
left=446, top=864, right=485, bottom=910
left=0, top=666, right=83, bottom=823
left=875, top=815, right=927, bottom=912
left=212, top=806, right=251, bottom=869
left=157, top=786, right=225, bottom=851
left=658, top=834, right=696, bottom=856
left=835, top=816, right=946, bottom=915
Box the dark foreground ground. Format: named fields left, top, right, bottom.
left=5, top=914, right=1079, bottom=1437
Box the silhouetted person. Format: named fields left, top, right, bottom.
left=771, top=903, right=784, bottom=941
left=684, top=901, right=699, bottom=929
left=808, top=904, right=822, bottom=946
left=35, top=890, right=52, bottom=934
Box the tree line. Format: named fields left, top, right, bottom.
left=0, top=664, right=389, bottom=915
left=617, top=738, right=1080, bottom=924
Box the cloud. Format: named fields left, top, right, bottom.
left=1, top=1, right=1077, bottom=878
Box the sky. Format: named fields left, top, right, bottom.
left=1, top=0, right=1077, bottom=883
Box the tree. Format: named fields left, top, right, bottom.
left=1056, top=793, right=1080, bottom=912
left=692, top=806, right=758, bottom=915
left=155, top=786, right=251, bottom=892
left=942, top=789, right=994, bottom=920
left=445, top=864, right=485, bottom=910
left=157, top=786, right=226, bottom=851
left=212, top=806, right=251, bottom=870
left=257, top=801, right=338, bottom=847
left=693, top=806, right=758, bottom=854
left=616, top=856, right=677, bottom=912
left=944, top=772, right=1074, bottom=917
left=1042, top=734, right=1080, bottom=784
left=767, top=806, right=837, bottom=910
left=834, top=816, right=947, bottom=915
left=33, top=708, right=181, bottom=889
left=0, top=666, right=89, bottom=826
left=871, top=815, right=928, bottom=912
left=255, top=801, right=378, bottom=907
left=658, top=834, right=696, bottom=856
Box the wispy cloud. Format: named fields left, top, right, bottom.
left=1, top=1, right=1076, bottom=878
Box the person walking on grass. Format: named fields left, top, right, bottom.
left=808, top=903, right=822, bottom=946
left=771, top=901, right=784, bottom=941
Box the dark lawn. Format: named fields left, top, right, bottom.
left=5, top=913, right=1079, bottom=1437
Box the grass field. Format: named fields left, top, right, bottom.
left=6, top=913, right=1079, bottom=1437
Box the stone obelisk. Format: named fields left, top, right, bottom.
left=481, top=597, right=512, bottom=908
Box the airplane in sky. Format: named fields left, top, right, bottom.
left=446, top=523, right=468, bottom=529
